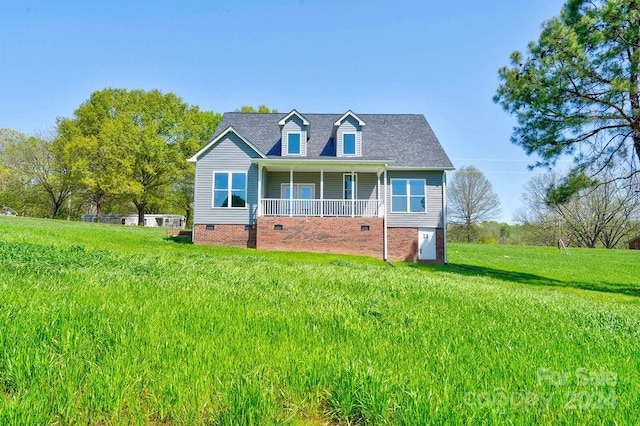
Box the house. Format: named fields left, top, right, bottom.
left=628, top=236, right=640, bottom=250
left=81, top=214, right=186, bottom=228
left=188, top=110, right=454, bottom=263
left=0, top=206, right=17, bottom=216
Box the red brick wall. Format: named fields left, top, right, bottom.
left=193, top=220, right=446, bottom=263
left=193, top=224, right=256, bottom=248
left=387, top=227, right=418, bottom=262
left=435, top=228, right=445, bottom=263
left=387, top=227, right=445, bottom=264
left=257, top=217, right=383, bottom=258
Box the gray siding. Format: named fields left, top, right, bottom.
left=265, top=172, right=377, bottom=200
left=336, top=116, right=362, bottom=157
left=282, top=116, right=307, bottom=157
left=193, top=133, right=260, bottom=225
left=385, top=171, right=444, bottom=228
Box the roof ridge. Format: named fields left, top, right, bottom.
left=222, top=112, right=425, bottom=116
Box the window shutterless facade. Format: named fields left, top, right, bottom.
left=287, top=132, right=301, bottom=155
left=343, top=133, right=356, bottom=155
left=391, top=178, right=426, bottom=213
left=213, top=172, right=247, bottom=208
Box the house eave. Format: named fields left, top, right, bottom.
left=386, top=166, right=455, bottom=171
left=334, top=110, right=366, bottom=127
left=278, top=109, right=310, bottom=126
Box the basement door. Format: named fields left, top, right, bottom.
left=418, top=228, right=436, bottom=260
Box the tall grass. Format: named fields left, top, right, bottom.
left=0, top=217, right=638, bottom=424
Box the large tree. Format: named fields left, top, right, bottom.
left=57, top=88, right=219, bottom=225
left=56, top=90, right=138, bottom=221
left=495, top=0, right=640, bottom=196
left=448, top=166, right=502, bottom=242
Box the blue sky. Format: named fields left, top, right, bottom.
left=0, top=0, right=568, bottom=222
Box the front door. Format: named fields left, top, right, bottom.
left=282, top=184, right=315, bottom=215
left=282, top=183, right=315, bottom=199
left=418, top=228, right=436, bottom=260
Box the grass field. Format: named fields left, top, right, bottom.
left=0, top=216, right=638, bottom=424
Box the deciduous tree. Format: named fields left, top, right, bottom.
left=236, top=105, right=279, bottom=113
left=2, top=130, right=77, bottom=218
left=56, top=90, right=138, bottom=221
left=58, top=88, right=220, bottom=225
left=448, top=166, right=502, bottom=242
left=518, top=170, right=640, bottom=248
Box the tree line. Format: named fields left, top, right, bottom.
left=0, top=88, right=277, bottom=226
left=447, top=166, right=640, bottom=248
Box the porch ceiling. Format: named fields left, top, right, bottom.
left=253, top=159, right=392, bottom=173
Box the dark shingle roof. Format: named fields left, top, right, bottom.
left=210, top=112, right=453, bottom=169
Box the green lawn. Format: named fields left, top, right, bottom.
left=447, top=243, right=640, bottom=300
left=0, top=217, right=638, bottom=424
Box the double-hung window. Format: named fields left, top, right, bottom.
left=343, top=133, right=356, bottom=155
left=287, top=133, right=301, bottom=155
left=391, top=179, right=426, bottom=213
left=213, top=172, right=247, bottom=208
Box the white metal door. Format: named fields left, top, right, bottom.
left=418, top=228, right=436, bottom=260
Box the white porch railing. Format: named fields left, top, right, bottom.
left=261, top=198, right=380, bottom=217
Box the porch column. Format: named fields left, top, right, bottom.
left=383, top=169, right=388, bottom=218
left=289, top=167, right=294, bottom=217
left=257, top=164, right=263, bottom=217
left=351, top=170, right=355, bottom=217
left=443, top=171, right=448, bottom=264
left=377, top=170, right=382, bottom=217
left=383, top=167, right=388, bottom=260
left=320, top=168, right=324, bottom=217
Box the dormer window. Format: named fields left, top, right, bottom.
left=343, top=133, right=356, bottom=155
left=279, top=110, right=309, bottom=157
left=287, top=132, right=301, bottom=155
left=334, top=110, right=365, bottom=157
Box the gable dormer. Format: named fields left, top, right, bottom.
left=279, top=109, right=309, bottom=157
left=334, top=110, right=365, bottom=157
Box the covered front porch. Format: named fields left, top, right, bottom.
left=254, top=159, right=389, bottom=218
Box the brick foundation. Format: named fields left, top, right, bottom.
left=193, top=220, right=445, bottom=263
left=193, top=224, right=256, bottom=248
left=257, top=216, right=384, bottom=258
left=387, top=227, right=445, bottom=264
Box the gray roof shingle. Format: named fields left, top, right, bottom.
left=210, top=112, right=453, bottom=169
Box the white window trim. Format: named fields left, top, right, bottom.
left=341, top=132, right=357, bottom=156
left=286, top=132, right=302, bottom=156
left=343, top=173, right=358, bottom=200
left=280, top=183, right=315, bottom=199
left=212, top=171, right=248, bottom=209
left=390, top=178, right=427, bottom=213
